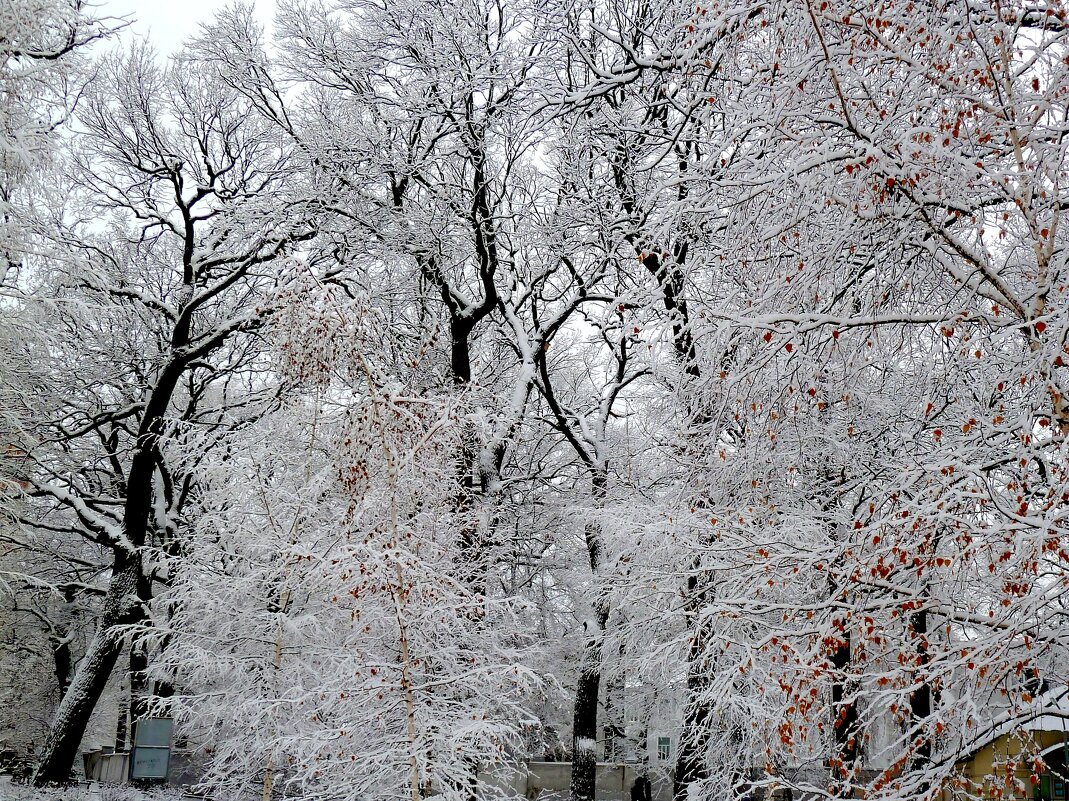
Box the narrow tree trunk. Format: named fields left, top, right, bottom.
left=392, top=559, right=422, bottom=801
left=672, top=573, right=746, bottom=801
left=51, top=635, right=72, bottom=702
left=262, top=544, right=295, bottom=801
left=49, top=587, right=76, bottom=700
left=673, top=572, right=710, bottom=801
left=116, top=639, right=149, bottom=751
left=672, top=676, right=709, bottom=800
left=829, top=630, right=858, bottom=796
left=603, top=644, right=626, bottom=762
left=624, top=240, right=713, bottom=801
left=909, top=608, right=938, bottom=787
left=115, top=674, right=129, bottom=752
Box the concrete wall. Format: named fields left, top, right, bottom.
left=489, top=762, right=671, bottom=801
left=83, top=750, right=130, bottom=784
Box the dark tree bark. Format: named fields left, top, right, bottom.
left=34, top=345, right=186, bottom=783
left=908, top=609, right=938, bottom=779
left=33, top=553, right=142, bottom=784
left=569, top=471, right=609, bottom=801
left=115, top=632, right=149, bottom=752
left=673, top=633, right=710, bottom=801
left=51, top=637, right=71, bottom=701
left=609, top=125, right=731, bottom=801
left=33, top=274, right=281, bottom=783
left=602, top=639, right=627, bottom=763
left=571, top=631, right=604, bottom=801
left=829, top=630, right=859, bottom=796
left=49, top=588, right=76, bottom=701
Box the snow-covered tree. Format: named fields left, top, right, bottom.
left=3, top=3, right=1069, bottom=801
left=10, top=43, right=314, bottom=783
left=152, top=280, right=545, bottom=801
left=0, top=0, right=117, bottom=284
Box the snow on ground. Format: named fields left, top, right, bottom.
left=0, top=778, right=189, bottom=801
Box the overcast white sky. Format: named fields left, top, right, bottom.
left=99, top=0, right=276, bottom=54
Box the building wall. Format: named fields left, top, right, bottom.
left=950, top=730, right=1066, bottom=801
left=482, top=761, right=672, bottom=801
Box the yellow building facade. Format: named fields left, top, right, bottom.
left=949, top=726, right=1069, bottom=801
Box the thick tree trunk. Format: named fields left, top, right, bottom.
left=571, top=596, right=610, bottom=801
left=33, top=555, right=142, bottom=785
left=34, top=359, right=184, bottom=784
left=450, top=319, right=474, bottom=385
left=571, top=639, right=603, bottom=801
left=450, top=326, right=489, bottom=599
left=570, top=471, right=608, bottom=801
left=672, top=665, right=709, bottom=801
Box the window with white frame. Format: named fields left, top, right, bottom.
left=657, top=736, right=671, bottom=761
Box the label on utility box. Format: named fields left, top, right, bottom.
left=130, top=746, right=169, bottom=779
